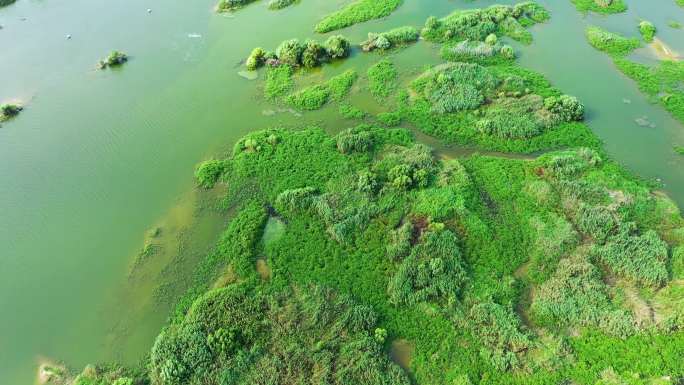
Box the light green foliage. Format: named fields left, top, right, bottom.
left=442, top=40, right=516, bottom=64
left=252, top=36, right=350, bottom=69
left=585, top=26, right=641, bottom=56
left=287, top=85, right=330, bottom=110
left=403, top=62, right=590, bottom=148
left=152, top=284, right=411, bottom=385
left=571, top=0, right=627, bottom=14
left=339, top=103, right=366, bottom=119
left=594, top=224, right=669, bottom=287
left=414, top=62, right=499, bottom=114
left=464, top=302, right=530, bottom=371
left=245, top=47, right=266, bottom=71
left=217, top=0, right=258, bottom=11
left=421, top=2, right=549, bottom=45
left=368, top=59, right=398, bottom=99
left=194, top=159, right=227, bottom=189
left=377, top=111, right=401, bottom=126
left=361, top=26, right=419, bottom=52
left=388, top=230, right=467, bottom=305
left=576, top=204, right=616, bottom=243
left=268, top=0, right=297, bottom=10
left=264, top=65, right=293, bottom=99
left=639, top=20, right=656, bottom=43
left=531, top=256, right=635, bottom=337
left=324, top=35, right=351, bottom=59
left=327, top=69, right=358, bottom=101
left=314, top=0, right=403, bottom=33
left=285, top=70, right=357, bottom=110
left=676, top=146, right=684, bottom=155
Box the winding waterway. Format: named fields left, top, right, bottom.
left=1, top=0, right=683, bottom=384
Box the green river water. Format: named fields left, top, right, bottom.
left=1, top=0, right=683, bottom=384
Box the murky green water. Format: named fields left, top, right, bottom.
left=1, top=0, right=683, bottom=384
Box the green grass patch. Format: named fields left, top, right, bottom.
left=314, top=0, right=403, bottom=33
left=639, top=20, right=656, bottom=43
left=264, top=65, right=293, bottom=100
left=368, top=59, right=398, bottom=99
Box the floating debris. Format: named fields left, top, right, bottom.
left=261, top=108, right=302, bottom=117
left=622, top=98, right=631, bottom=104
left=237, top=70, right=258, bottom=80
left=66, top=34, right=71, bottom=40
left=188, top=33, right=202, bottom=38
left=635, top=116, right=656, bottom=128
left=147, top=8, right=152, bottom=13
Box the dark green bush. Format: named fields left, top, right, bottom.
left=276, top=39, right=304, bottom=66
left=360, top=26, right=419, bottom=52
left=194, top=159, right=227, bottom=188
left=324, top=35, right=351, bottom=59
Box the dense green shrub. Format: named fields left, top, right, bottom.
left=276, top=39, right=304, bottom=66
left=324, top=35, right=351, bottom=59
left=245, top=47, right=266, bottom=70
left=576, top=204, right=616, bottom=243
left=570, top=0, right=627, bottom=14
left=339, top=103, right=367, bottom=119
left=421, top=2, right=549, bottom=44
left=386, top=221, right=413, bottom=260
left=442, top=40, right=516, bottom=63
left=327, top=69, right=358, bottom=100
left=314, top=0, right=403, bottom=33
left=98, top=51, right=128, bottom=69
left=336, top=126, right=377, bottom=154
left=544, top=94, right=585, bottom=121
left=594, top=224, right=669, bottom=287
left=465, top=302, right=530, bottom=371
left=194, top=159, right=227, bottom=189
left=368, top=59, right=398, bottom=99
left=360, top=26, right=419, bottom=52
left=217, top=0, right=257, bottom=11
left=388, top=230, right=467, bottom=305
left=639, top=20, right=656, bottom=43
left=415, top=62, right=499, bottom=114
left=267, top=0, right=297, bottom=10
left=531, top=256, right=635, bottom=337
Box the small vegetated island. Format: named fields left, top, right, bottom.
left=48, top=2, right=684, bottom=385
left=0, top=0, right=16, bottom=7
left=98, top=51, right=128, bottom=70
left=0, top=103, right=22, bottom=122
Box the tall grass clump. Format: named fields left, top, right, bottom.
left=268, top=0, right=297, bottom=10
left=314, top=0, right=403, bottom=33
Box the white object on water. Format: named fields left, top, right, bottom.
left=147, top=9, right=152, bottom=13
left=188, top=33, right=202, bottom=38
left=66, top=34, right=72, bottom=40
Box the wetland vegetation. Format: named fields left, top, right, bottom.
left=19, top=1, right=684, bottom=385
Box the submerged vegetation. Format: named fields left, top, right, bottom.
left=570, top=0, right=627, bottom=14
left=98, top=51, right=128, bottom=69
left=314, top=0, right=403, bottom=33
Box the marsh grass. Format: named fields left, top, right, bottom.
left=314, top=0, right=403, bottom=33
